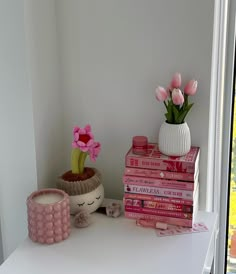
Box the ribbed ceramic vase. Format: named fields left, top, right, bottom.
left=158, top=121, right=191, bottom=156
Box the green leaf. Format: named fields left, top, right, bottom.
left=165, top=101, right=174, bottom=123
left=172, top=105, right=181, bottom=124
left=177, top=103, right=194, bottom=123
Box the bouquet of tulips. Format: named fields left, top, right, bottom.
left=155, top=73, right=198, bottom=124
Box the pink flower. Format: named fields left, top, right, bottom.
left=89, top=142, right=101, bottom=162
left=184, top=80, right=198, bottom=95
left=171, top=73, right=181, bottom=89
left=72, top=124, right=94, bottom=152
left=155, top=86, right=169, bottom=101
left=172, top=88, right=184, bottom=105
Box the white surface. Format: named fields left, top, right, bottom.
left=0, top=206, right=217, bottom=274
left=55, top=0, right=214, bottom=210
left=0, top=0, right=37, bottom=259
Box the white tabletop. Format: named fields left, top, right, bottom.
left=0, top=200, right=217, bottom=274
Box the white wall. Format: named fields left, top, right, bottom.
left=0, top=0, right=37, bottom=258
left=0, top=221, right=3, bottom=264
left=25, top=0, right=64, bottom=189
left=55, top=0, right=214, bottom=209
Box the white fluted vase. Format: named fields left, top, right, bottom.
left=158, top=121, right=191, bottom=156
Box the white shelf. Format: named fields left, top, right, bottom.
left=0, top=200, right=217, bottom=274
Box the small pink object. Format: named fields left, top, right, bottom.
left=27, top=188, right=70, bottom=244
left=136, top=219, right=168, bottom=230
left=132, top=136, right=148, bottom=155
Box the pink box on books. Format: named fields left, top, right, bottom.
left=125, top=143, right=200, bottom=174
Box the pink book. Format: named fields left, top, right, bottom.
left=123, top=193, right=193, bottom=205
left=125, top=143, right=200, bottom=173
left=124, top=211, right=194, bottom=227
left=125, top=205, right=193, bottom=219
left=124, top=184, right=196, bottom=200
left=123, top=198, right=193, bottom=213
left=123, top=175, right=195, bottom=191
left=124, top=167, right=197, bottom=182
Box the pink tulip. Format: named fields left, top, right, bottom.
left=184, top=80, right=198, bottom=95
left=171, top=73, right=181, bottom=89
left=172, top=88, right=184, bottom=105
left=89, top=142, right=101, bottom=162
left=155, top=86, right=169, bottom=101
left=166, top=85, right=171, bottom=96
left=72, top=124, right=94, bottom=152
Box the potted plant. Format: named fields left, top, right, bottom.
left=155, top=73, right=198, bottom=156
left=57, top=124, right=104, bottom=215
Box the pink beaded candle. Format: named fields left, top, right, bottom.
left=27, top=188, right=71, bottom=244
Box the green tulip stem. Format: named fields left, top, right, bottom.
left=78, top=151, right=88, bottom=174
left=71, top=148, right=81, bottom=174
left=164, top=101, right=168, bottom=110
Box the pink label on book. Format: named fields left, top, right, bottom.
left=124, top=211, right=193, bottom=227
left=125, top=205, right=193, bottom=219
left=123, top=193, right=193, bottom=205
left=125, top=143, right=200, bottom=173
left=123, top=175, right=195, bottom=190
left=155, top=222, right=208, bottom=237
left=124, top=184, right=195, bottom=200
left=124, top=167, right=196, bottom=182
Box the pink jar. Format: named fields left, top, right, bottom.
left=27, top=188, right=70, bottom=244
left=132, top=136, right=148, bottom=155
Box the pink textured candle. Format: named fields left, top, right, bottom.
left=132, top=136, right=148, bottom=155
left=27, top=188, right=70, bottom=244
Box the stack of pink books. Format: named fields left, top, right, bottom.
left=123, top=143, right=200, bottom=227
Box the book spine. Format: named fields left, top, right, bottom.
left=124, top=184, right=194, bottom=200
left=123, top=193, right=193, bottom=205
left=125, top=206, right=193, bottom=219
left=123, top=198, right=193, bottom=213
left=125, top=156, right=196, bottom=173
left=124, top=167, right=195, bottom=182
left=123, top=175, right=194, bottom=190
left=124, top=211, right=193, bottom=227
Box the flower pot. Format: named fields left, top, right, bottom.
left=57, top=168, right=104, bottom=215
left=27, top=188, right=70, bottom=244
left=158, top=121, right=191, bottom=156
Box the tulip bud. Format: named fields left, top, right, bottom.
left=155, top=86, right=169, bottom=101
left=171, top=73, right=181, bottom=89
left=172, top=88, right=184, bottom=105
left=184, top=80, right=198, bottom=95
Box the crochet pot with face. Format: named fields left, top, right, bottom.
left=70, top=183, right=104, bottom=215
left=57, top=124, right=104, bottom=215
